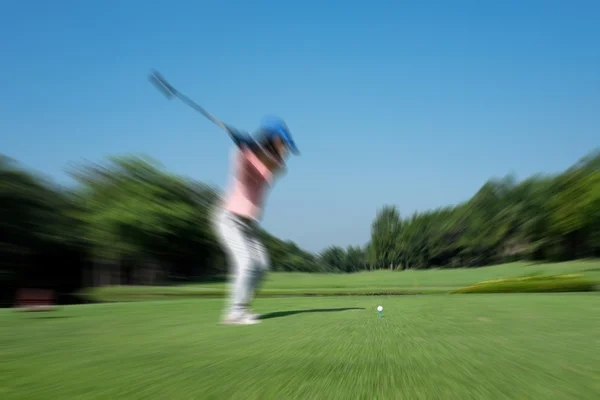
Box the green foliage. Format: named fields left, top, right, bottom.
left=453, top=274, right=598, bottom=294
left=0, top=155, right=78, bottom=304
left=364, top=150, right=600, bottom=270
left=0, top=152, right=321, bottom=296
left=0, top=155, right=64, bottom=254
left=368, top=205, right=403, bottom=269
left=260, top=232, right=321, bottom=272
left=1, top=147, right=600, bottom=301
left=68, top=156, right=220, bottom=261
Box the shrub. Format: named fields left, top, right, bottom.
left=453, top=274, right=598, bottom=294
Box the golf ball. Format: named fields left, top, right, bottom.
left=377, top=306, right=383, bottom=312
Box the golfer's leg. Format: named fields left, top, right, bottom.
left=214, top=210, right=254, bottom=317
left=248, top=231, right=270, bottom=294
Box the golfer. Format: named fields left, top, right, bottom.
left=213, top=116, right=299, bottom=324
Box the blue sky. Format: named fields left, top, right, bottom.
left=1, top=0, right=599, bottom=252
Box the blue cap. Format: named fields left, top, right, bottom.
left=259, top=115, right=299, bottom=155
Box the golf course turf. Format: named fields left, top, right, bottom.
left=2, top=294, right=599, bottom=399
left=86, top=261, right=600, bottom=302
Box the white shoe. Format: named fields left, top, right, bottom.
left=246, top=311, right=260, bottom=320
left=221, top=311, right=261, bottom=325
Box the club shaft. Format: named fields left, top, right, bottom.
left=149, top=70, right=284, bottom=167
left=175, top=93, right=228, bottom=131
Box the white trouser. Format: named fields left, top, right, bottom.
left=213, top=208, right=270, bottom=315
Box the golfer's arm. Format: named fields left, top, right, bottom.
left=228, top=129, right=279, bottom=179
left=228, top=128, right=252, bottom=149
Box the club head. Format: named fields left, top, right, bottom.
left=149, top=70, right=177, bottom=99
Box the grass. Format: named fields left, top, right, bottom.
left=87, top=260, right=600, bottom=301
left=452, top=273, right=598, bottom=293
left=1, top=294, right=599, bottom=399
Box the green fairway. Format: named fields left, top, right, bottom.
left=88, top=260, right=600, bottom=301
left=2, top=295, right=599, bottom=399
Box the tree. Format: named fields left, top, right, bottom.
left=344, top=246, right=366, bottom=273
left=3, top=146, right=600, bottom=308
left=68, top=155, right=222, bottom=284
left=0, top=155, right=81, bottom=304
left=368, top=205, right=403, bottom=270
left=319, top=246, right=347, bottom=272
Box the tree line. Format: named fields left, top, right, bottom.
left=325, top=150, right=600, bottom=271
left=1, top=150, right=599, bottom=303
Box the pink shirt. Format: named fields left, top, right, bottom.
left=223, top=148, right=274, bottom=221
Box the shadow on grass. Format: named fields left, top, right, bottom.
left=24, top=315, right=72, bottom=320
left=259, top=307, right=365, bottom=320
left=164, top=275, right=229, bottom=285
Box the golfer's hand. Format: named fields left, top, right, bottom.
left=228, top=127, right=252, bottom=149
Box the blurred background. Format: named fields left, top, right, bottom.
left=1, top=150, right=599, bottom=306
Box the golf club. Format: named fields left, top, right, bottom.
left=149, top=69, right=284, bottom=166
left=149, top=69, right=232, bottom=133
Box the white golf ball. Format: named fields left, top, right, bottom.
left=377, top=306, right=383, bottom=312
